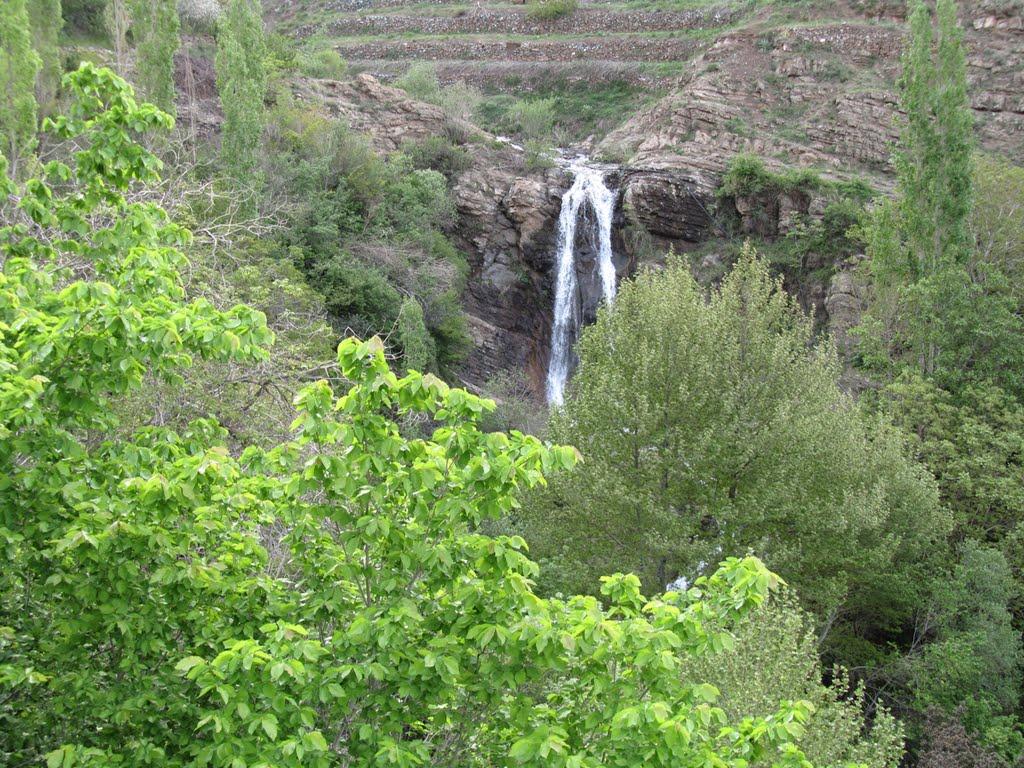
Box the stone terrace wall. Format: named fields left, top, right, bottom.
left=334, top=35, right=706, bottom=62
left=293, top=6, right=740, bottom=37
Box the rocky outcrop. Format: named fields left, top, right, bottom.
left=825, top=264, right=867, bottom=363
left=451, top=165, right=568, bottom=391
left=290, top=73, right=485, bottom=152
left=598, top=17, right=1024, bottom=183
left=620, top=167, right=717, bottom=246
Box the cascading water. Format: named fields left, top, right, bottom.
left=545, top=157, right=618, bottom=406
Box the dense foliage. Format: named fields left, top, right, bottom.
left=847, top=0, right=1024, bottom=760
left=4, top=0, right=1024, bottom=764
left=1, top=64, right=830, bottom=768
left=263, top=94, right=471, bottom=374
left=519, top=250, right=947, bottom=649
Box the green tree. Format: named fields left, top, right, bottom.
left=896, top=0, right=973, bottom=274
left=886, top=374, right=1024, bottom=541
left=131, top=0, right=180, bottom=114
left=855, top=0, right=1024, bottom=394
left=215, top=0, right=266, bottom=201
left=682, top=593, right=905, bottom=768
left=0, top=0, right=41, bottom=176
left=0, top=62, right=273, bottom=762
left=105, top=0, right=130, bottom=72
left=26, top=0, right=62, bottom=112
left=902, top=542, right=1024, bottom=762
left=1, top=64, right=833, bottom=768
left=520, top=250, right=948, bottom=635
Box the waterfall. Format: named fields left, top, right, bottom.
left=545, top=157, right=618, bottom=406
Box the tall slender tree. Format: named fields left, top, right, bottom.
left=106, top=0, right=130, bottom=73
left=215, top=0, right=266, bottom=205
left=865, top=0, right=975, bottom=379
left=26, top=0, right=62, bottom=113
left=0, top=0, right=41, bottom=177
left=131, top=0, right=180, bottom=114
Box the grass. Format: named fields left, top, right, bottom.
left=526, top=0, right=579, bottom=20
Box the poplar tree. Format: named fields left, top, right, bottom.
left=865, top=0, right=975, bottom=378
left=27, top=0, right=62, bottom=112
left=215, top=0, right=266, bottom=203
left=131, top=0, right=180, bottom=115
left=0, top=0, right=41, bottom=176
left=106, top=0, right=130, bottom=73
left=896, top=0, right=973, bottom=269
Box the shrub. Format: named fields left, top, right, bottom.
left=524, top=139, right=555, bottom=170
left=264, top=31, right=298, bottom=76
left=526, top=0, right=578, bottom=21
left=395, top=62, right=480, bottom=123
left=299, top=48, right=347, bottom=80
left=718, top=154, right=824, bottom=199
left=299, top=251, right=403, bottom=339
left=396, top=61, right=442, bottom=101
left=436, top=79, right=481, bottom=123
left=511, top=96, right=557, bottom=140
left=402, top=136, right=472, bottom=181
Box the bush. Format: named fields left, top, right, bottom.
left=524, top=139, right=555, bottom=170
left=395, top=62, right=480, bottom=123
left=396, top=61, right=441, bottom=102
left=437, top=79, right=482, bottom=123
left=526, top=0, right=578, bottom=20
left=402, top=136, right=472, bottom=182
left=264, top=32, right=298, bottom=75
left=299, top=250, right=403, bottom=339
left=377, top=161, right=455, bottom=236
left=299, top=48, right=347, bottom=80
left=718, top=153, right=823, bottom=199
left=511, top=96, right=556, bottom=140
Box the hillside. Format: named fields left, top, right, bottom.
left=245, top=0, right=1024, bottom=395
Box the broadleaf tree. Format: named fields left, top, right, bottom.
left=519, top=249, right=948, bottom=656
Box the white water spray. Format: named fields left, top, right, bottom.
left=545, top=157, right=618, bottom=406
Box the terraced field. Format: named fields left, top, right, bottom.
left=264, top=0, right=1024, bottom=149
left=262, top=0, right=769, bottom=139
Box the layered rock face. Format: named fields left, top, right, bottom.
left=451, top=162, right=719, bottom=394
left=451, top=167, right=566, bottom=392
left=599, top=11, right=1023, bottom=180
